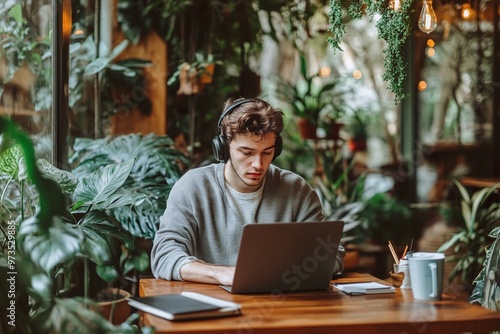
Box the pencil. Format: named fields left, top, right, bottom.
left=401, top=245, right=408, bottom=259
left=388, top=241, right=399, bottom=265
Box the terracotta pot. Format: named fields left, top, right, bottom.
left=348, top=139, right=367, bottom=152
left=97, top=288, right=131, bottom=324
left=297, top=118, right=317, bottom=139
left=199, top=63, right=215, bottom=84
left=325, top=122, right=344, bottom=140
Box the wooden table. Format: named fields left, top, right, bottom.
left=138, top=273, right=500, bottom=334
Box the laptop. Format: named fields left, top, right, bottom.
left=220, top=221, right=344, bottom=294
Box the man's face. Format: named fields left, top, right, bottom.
left=224, top=132, right=277, bottom=193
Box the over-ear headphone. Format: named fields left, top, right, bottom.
left=212, top=98, right=282, bottom=162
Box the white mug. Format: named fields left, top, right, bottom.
left=408, top=252, right=445, bottom=300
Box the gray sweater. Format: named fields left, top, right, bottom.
left=151, top=163, right=344, bottom=280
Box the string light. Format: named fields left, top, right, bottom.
left=319, top=66, right=331, bottom=77
left=461, top=3, right=474, bottom=20
left=352, top=69, right=362, bottom=79
left=418, top=0, right=438, bottom=34
left=418, top=81, right=428, bottom=91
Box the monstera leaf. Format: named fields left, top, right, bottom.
left=77, top=210, right=135, bottom=266
left=18, top=215, right=82, bottom=272
left=71, top=159, right=146, bottom=213
left=69, top=133, right=187, bottom=239
left=30, top=297, right=143, bottom=334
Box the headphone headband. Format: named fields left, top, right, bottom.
left=216, top=98, right=257, bottom=130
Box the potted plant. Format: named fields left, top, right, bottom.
left=358, top=192, right=414, bottom=246
left=346, top=108, right=370, bottom=152
left=0, top=116, right=154, bottom=333
left=437, top=179, right=500, bottom=292
left=275, top=53, right=347, bottom=140
left=167, top=52, right=223, bottom=95
left=77, top=36, right=154, bottom=117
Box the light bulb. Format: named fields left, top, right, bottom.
left=418, top=0, right=438, bottom=34
left=389, top=0, right=401, bottom=11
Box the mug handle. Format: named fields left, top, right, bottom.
left=429, top=263, right=438, bottom=298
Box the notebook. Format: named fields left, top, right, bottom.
left=220, top=221, right=344, bottom=294
left=332, top=281, right=395, bottom=295
left=127, top=291, right=241, bottom=321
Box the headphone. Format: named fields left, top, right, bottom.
left=212, top=98, right=283, bottom=162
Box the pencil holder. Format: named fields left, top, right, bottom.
left=393, top=259, right=411, bottom=289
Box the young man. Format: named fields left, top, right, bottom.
left=151, top=97, right=345, bottom=285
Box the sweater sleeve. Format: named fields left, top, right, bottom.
left=150, top=172, right=200, bottom=281
left=152, top=164, right=246, bottom=281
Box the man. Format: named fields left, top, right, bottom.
left=151, top=97, right=345, bottom=285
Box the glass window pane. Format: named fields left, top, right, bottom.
left=1, top=1, right=53, bottom=161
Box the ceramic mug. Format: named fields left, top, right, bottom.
left=408, top=252, right=445, bottom=300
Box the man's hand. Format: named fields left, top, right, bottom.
left=180, top=261, right=235, bottom=285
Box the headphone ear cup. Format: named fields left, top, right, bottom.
left=273, top=135, right=283, bottom=160
left=212, top=135, right=229, bottom=162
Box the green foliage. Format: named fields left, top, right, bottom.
left=437, top=179, right=500, bottom=288
left=469, top=226, right=500, bottom=306
left=328, top=0, right=414, bottom=103
left=117, top=0, right=192, bottom=44
left=257, top=0, right=330, bottom=49
left=359, top=192, right=413, bottom=245
left=0, top=2, right=51, bottom=108
left=0, top=145, right=24, bottom=178
left=69, top=133, right=189, bottom=239
left=346, top=108, right=370, bottom=140
left=275, top=53, right=348, bottom=128
left=69, top=36, right=153, bottom=116
left=167, top=52, right=223, bottom=87
left=319, top=167, right=367, bottom=243
left=1, top=2, right=152, bottom=117
left=0, top=117, right=153, bottom=333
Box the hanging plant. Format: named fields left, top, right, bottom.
left=327, top=0, right=414, bottom=104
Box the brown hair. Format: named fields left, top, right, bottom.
left=219, top=98, right=284, bottom=143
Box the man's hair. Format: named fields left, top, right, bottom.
left=220, top=98, right=284, bottom=142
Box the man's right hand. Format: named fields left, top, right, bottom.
left=179, top=260, right=235, bottom=285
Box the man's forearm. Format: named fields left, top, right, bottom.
left=180, top=261, right=235, bottom=286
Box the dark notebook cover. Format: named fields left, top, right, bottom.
left=128, top=292, right=241, bottom=321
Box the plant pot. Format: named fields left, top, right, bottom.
left=96, top=288, right=131, bottom=325
left=348, top=139, right=367, bottom=152
left=297, top=118, right=317, bottom=139
left=325, top=122, right=344, bottom=140
left=199, top=63, right=215, bottom=84
left=343, top=248, right=360, bottom=272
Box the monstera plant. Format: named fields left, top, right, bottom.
left=69, top=133, right=188, bottom=240
left=0, top=116, right=154, bottom=333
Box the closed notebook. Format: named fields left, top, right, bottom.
left=332, top=281, right=395, bottom=295
left=127, top=291, right=241, bottom=321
